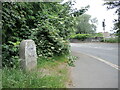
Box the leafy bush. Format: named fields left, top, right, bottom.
left=70, top=33, right=103, bottom=41
left=2, top=2, right=86, bottom=67
left=70, top=34, right=91, bottom=41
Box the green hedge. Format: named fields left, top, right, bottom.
left=71, top=34, right=91, bottom=41
left=2, top=2, right=85, bottom=67
left=2, top=2, right=72, bottom=67
left=70, top=33, right=103, bottom=41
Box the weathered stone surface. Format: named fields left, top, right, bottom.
left=19, top=40, right=37, bottom=71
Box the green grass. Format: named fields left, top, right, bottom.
left=2, top=55, right=70, bottom=88
left=105, top=37, right=119, bottom=43
left=37, top=55, right=68, bottom=68
left=101, top=37, right=119, bottom=43
left=0, top=70, right=2, bottom=89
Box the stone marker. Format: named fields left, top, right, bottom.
left=19, top=40, right=37, bottom=71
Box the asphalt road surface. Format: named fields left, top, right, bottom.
left=70, top=42, right=118, bottom=88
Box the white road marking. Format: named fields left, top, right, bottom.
left=70, top=43, right=119, bottom=70
left=83, top=53, right=120, bottom=71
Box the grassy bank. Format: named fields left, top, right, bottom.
left=2, top=55, right=71, bottom=88
left=101, top=37, right=119, bottom=43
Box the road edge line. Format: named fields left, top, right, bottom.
left=79, top=52, right=119, bottom=71
left=73, top=52, right=120, bottom=71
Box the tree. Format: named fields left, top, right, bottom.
left=75, top=14, right=98, bottom=34
left=91, top=17, right=98, bottom=32
left=104, top=1, right=120, bottom=36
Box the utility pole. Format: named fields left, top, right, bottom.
left=102, top=19, right=106, bottom=42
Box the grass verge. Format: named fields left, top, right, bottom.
left=101, top=37, right=119, bottom=43
left=2, top=55, right=71, bottom=88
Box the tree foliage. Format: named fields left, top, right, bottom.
left=104, top=1, right=120, bottom=36
left=2, top=2, right=86, bottom=67
left=75, top=14, right=98, bottom=34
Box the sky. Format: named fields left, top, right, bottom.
left=62, top=0, right=118, bottom=33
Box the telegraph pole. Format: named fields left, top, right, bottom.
left=102, top=19, right=106, bottom=42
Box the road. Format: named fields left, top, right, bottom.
left=69, top=42, right=118, bottom=88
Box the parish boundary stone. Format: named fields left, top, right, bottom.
left=19, top=40, right=37, bottom=71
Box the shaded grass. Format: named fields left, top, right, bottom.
left=0, top=70, right=2, bottom=89
left=105, top=37, right=119, bottom=43
left=101, top=37, right=119, bottom=43
left=37, top=55, right=68, bottom=68
left=2, top=55, right=70, bottom=88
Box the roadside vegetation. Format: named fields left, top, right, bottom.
left=3, top=55, right=71, bottom=88
left=70, top=33, right=103, bottom=41
left=70, top=33, right=119, bottom=43
left=2, top=2, right=88, bottom=67
left=70, top=34, right=91, bottom=41
left=101, top=37, right=119, bottom=43
left=2, top=1, right=84, bottom=88
left=2, top=0, right=120, bottom=88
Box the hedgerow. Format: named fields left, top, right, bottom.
left=70, top=33, right=103, bottom=41
left=2, top=2, right=87, bottom=67
left=70, top=34, right=91, bottom=41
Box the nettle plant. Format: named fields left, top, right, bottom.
left=2, top=2, right=87, bottom=67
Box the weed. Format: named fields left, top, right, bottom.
left=2, top=56, right=70, bottom=88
